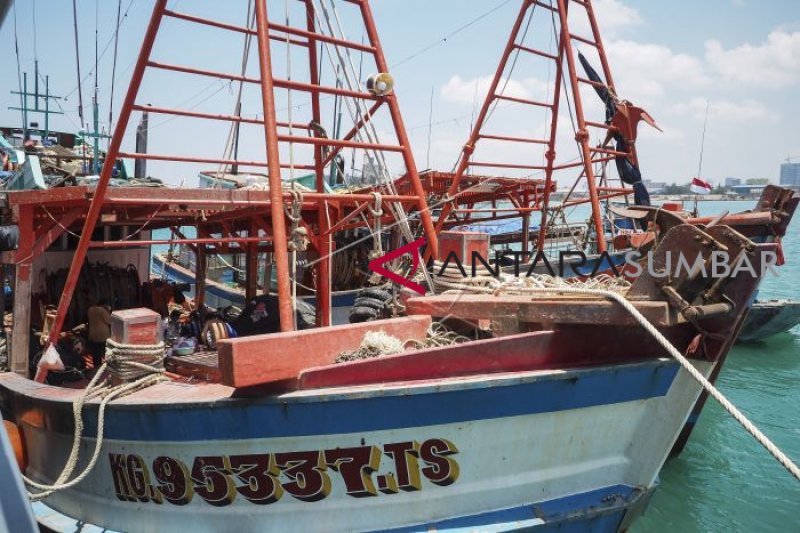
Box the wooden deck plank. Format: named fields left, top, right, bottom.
left=406, top=295, right=674, bottom=327
left=165, top=350, right=222, bottom=383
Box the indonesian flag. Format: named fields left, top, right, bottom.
left=691, top=177, right=713, bottom=195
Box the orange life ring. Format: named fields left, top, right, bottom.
left=2, top=419, right=27, bottom=471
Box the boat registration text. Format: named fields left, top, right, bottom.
left=108, top=438, right=459, bottom=506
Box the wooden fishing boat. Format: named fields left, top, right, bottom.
left=0, top=1, right=795, bottom=532
left=0, top=215, right=779, bottom=531
left=739, top=299, right=800, bottom=342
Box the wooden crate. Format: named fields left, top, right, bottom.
left=439, top=231, right=490, bottom=263
left=111, top=308, right=162, bottom=345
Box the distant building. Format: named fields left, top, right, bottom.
left=724, top=177, right=741, bottom=187
left=745, top=178, right=769, bottom=186
left=780, top=162, right=800, bottom=187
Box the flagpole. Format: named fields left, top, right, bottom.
left=697, top=101, right=710, bottom=179
left=693, top=101, right=711, bottom=217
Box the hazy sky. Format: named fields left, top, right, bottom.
left=1, top=0, right=798, bottom=187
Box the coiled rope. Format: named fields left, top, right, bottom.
left=440, top=275, right=800, bottom=481
left=335, top=322, right=470, bottom=364
left=24, top=341, right=167, bottom=501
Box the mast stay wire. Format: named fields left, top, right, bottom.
left=108, top=0, right=123, bottom=133
left=392, top=0, right=514, bottom=69
left=286, top=0, right=298, bottom=325
left=62, top=0, right=136, bottom=102
left=94, top=0, right=99, bottom=104
left=71, top=0, right=86, bottom=131
left=31, top=0, right=38, bottom=63
left=449, top=3, right=537, bottom=174
left=215, top=0, right=256, bottom=183
left=12, top=2, right=24, bottom=130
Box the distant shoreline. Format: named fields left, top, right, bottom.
left=549, top=193, right=760, bottom=202
left=649, top=194, right=758, bottom=202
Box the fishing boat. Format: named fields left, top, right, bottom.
left=739, top=299, right=800, bottom=342
left=1, top=1, right=797, bottom=532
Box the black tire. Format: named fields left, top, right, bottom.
left=353, top=296, right=387, bottom=311
left=295, top=300, right=316, bottom=330
left=358, top=287, right=392, bottom=302
left=349, top=306, right=379, bottom=323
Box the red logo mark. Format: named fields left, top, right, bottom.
left=368, top=238, right=427, bottom=295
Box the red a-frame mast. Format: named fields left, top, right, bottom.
left=434, top=0, right=655, bottom=254
left=46, top=0, right=438, bottom=345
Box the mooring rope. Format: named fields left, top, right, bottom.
left=438, top=276, right=800, bottom=481
left=23, top=341, right=167, bottom=501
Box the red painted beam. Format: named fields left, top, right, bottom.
left=217, top=315, right=432, bottom=389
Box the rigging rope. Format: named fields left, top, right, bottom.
left=108, top=0, right=123, bottom=132
left=312, top=0, right=435, bottom=293
left=63, top=0, right=136, bottom=101
left=217, top=0, right=255, bottom=182
left=436, top=274, right=800, bottom=482
left=24, top=341, right=167, bottom=501
left=12, top=2, right=24, bottom=130
left=392, top=0, right=514, bottom=69
left=71, top=0, right=85, bottom=130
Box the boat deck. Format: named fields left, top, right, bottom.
left=165, top=350, right=221, bottom=383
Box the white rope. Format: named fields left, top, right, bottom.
left=369, top=191, right=384, bottom=258
left=23, top=342, right=167, bottom=501
left=439, top=276, right=800, bottom=481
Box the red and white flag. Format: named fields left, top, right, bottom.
left=690, top=177, right=713, bottom=195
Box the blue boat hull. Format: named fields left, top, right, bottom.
left=1, top=355, right=713, bottom=532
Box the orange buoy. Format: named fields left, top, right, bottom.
left=2, top=420, right=27, bottom=471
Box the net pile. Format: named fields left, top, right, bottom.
left=335, top=323, right=471, bottom=364
left=435, top=272, right=632, bottom=297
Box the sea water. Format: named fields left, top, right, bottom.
left=634, top=201, right=800, bottom=532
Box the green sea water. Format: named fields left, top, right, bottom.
left=634, top=201, right=800, bottom=532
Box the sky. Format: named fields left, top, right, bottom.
left=0, top=0, right=798, bottom=188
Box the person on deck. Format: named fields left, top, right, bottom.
left=181, top=310, right=203, bottom=340
left=164, top=309, right=183, bottom=344
left=86, top=299, right=112, bottom=368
